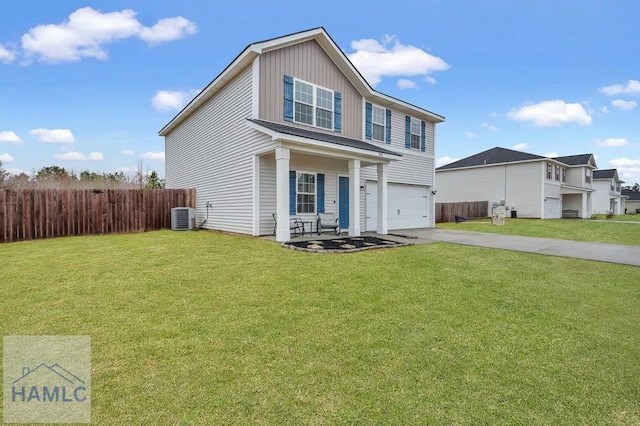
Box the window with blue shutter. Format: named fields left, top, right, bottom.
left=385, top=109, right=392, bottom=144
left=284, top=75, right=294, bottom=122
left=420, top=120, right=426, bottom=152
left=365, top=102, right=373, bottom=140
left=333, top=93, right=341, bottom=133
left=405, top=115, right=411, bottom=148
left=289, top=170, right=296, bottom=214
left=317, top=173, right=325, bottom=213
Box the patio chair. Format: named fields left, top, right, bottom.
left=317, top=213, right=340, bottom=235
left=272, top=213, right=303, bottom=237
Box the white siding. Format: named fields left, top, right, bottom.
left=592, top=180, right=611, bottom=214
left=165, top=66, right=276, bottom=235
left=436, top=162, right=544, bottom=218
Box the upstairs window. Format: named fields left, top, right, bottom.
left=616, top=183, right=621, bottom=191
left=410, top=118, right=421, bottom=149
left=562, top=167, right=567, bottom=183
left=611, top=181, right=615, bottom=191
left=372, top=105, right=386, bottom=142
left=554, top=166, right=560, bottom=181
left=294, top=78, right=333, bottom=130
left=585, top=169, right=591, bottom=183
left=546, top=163, right=553, bottom=179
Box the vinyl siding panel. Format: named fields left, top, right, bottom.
left=259, top=40, right=362, bottom=139
left=436, top=162, right=543, bottom=218
left=165, top=66, right=276, bottom=235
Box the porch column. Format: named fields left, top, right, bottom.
left=581, top=192, right=589, bottom=219
left=275, top=147, right=291, bottom=242
left=376, top=163, right=388, bottom=234
left=348, top=159, right=361, bottom=236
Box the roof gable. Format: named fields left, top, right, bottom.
left=159, top=27, right=444, bottom=136
left=593, top=169, right=617, bottom=180
left=553, top=153, right=597, bottom=167
left=436, top=147, right=546, bottom=170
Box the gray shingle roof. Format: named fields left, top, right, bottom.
left=622, top=190, right=640, bottom=201
left=554, top=154, right=595, bottom=166
left=593, top=169, right=616, bottom=179
left=247, top=119, right=400, bottom=156
left=436, top=147, right=546, bottom=170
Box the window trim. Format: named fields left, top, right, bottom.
left=561, top=167, right=567, bottom=183
left=410, top=117, right=421, bottom=150
left=296, top=171, right=317, bottom=214
left=585, top=169, right=591, bottom=183
left=546, top=163, right=553, bottom=180
left=554, top=166, right=560, bottom=181
left=293, top=78, right=334, bottom=130
left=371, top=104, right=386, bottom=142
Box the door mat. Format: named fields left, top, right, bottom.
left=283, top=236, right=411, bottom=253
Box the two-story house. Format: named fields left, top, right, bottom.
left=160, top=28, right=444, bottom=241
left=435, top=147, right=596, bottom=219
left=592, top=169, right=625, bottom=214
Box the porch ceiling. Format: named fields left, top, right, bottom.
left=560, top=185, right=595, bottom=195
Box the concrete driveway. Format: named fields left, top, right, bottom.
left=396, top=228, right=640, bottom=267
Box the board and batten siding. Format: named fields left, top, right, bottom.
left=259, top=40, right=362, bottom=139
left=436, top=162, right=544, bottom=218
left=165, top=65, right=275, bottom=235
left=259, top=152, right=348, bottom=235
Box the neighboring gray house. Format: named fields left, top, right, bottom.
left=436, top=147, right=596, bottom=219
left=622, top=189, right=640, bottom=213
left=160, top=28, right=444, bottom=241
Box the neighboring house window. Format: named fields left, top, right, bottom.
left=293, top=78, right=333, bottom=130
left=585, top=169, right=591, bottom=183
left=297, top=172, right=316, bottom=214
left=611, top=180, right=615, bottom=191
left=562, top=167, right=567, bottom=183
left=546, top=163, right=553, bottom=179
left=616, top=183, right=621, bottom=192
left=410, top=118, right=421, bottom=149
left=372, top=105, right=386, bottom=142
left=554, top=166, right=560, bottom=181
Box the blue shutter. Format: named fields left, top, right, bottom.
left=365, top=102, right=372, bottom=140
left=284, top=75, right=294, bottom=122
left=420, top=120, right=426, bottom=152
left=334, top=92, right=341, bottom=133
left=317, top=173, right=325, bottom=213
left=289, top=170, right=296, bottom=214
left=405, top=116, right=411, bottom=148
left=385, top=109, right=392, bottom=144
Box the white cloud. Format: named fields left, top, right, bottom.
left=508, top=100, right=592, bottom=127
left=543, top=152, right=558, bottom=158
left=611, top=99, right=637, bottom=111
left=20, top=7, right=196, bottom=63
left=54, top=151, right=104, bottom=161
left=436, top=156, right=459, bottom=167
left=481, top=122, right=499, bottom=131
left=600, top=106, right=610, bottom=114
left=599, top=80, right=640, bottom=96
left=151, top=89, right=198, bottom=111
left=138, top=17, right=196, bottom=45
left=512, top=143, right=529, bottom=151
left=140, top=151, right=165, bottom=160
left=610, top=157, right=640, bottom=167
left=465, top=131, right=477, bottom=139
left=424, top=76, right=436, bottom=85
left=0, top=131, right=22, bottom=144
left=5, top=168, right=24, bottom=175
left=610, top=157, right=640, bottom=184
left=397, top=79, right=417, bottom=90
left=121, top=149, right=134, bottom=156
left=118, top=166, right=139, bottom=173
left=347, top=35, right=449, bottom=87
left=0, top=153, right=15, bottom=163
left=597, top=137, right=628, bottom=148
left=29, top=128, right=75, bottom=143
left=0, top=43, right=16, bottom=63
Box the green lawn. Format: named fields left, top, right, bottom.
left=591, top=213, right=640, bottom=222
left=438, top=218, right=640, bottom=245
left=1, top=231, right=639, bottom=424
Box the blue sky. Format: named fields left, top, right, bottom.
left=1, top=1, right=639, bottom=183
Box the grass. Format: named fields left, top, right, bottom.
left=1, top=230, right=639, bottom=424
left=591, top=213, right=640, bottom=222
left=438, top=218, right=640, bottom=245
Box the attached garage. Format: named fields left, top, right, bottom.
left=366, top=182, right=430, bottom=231
left=544, top=197, right=561, bottom=219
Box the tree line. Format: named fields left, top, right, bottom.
left=0, top=162, right=164, bottom=189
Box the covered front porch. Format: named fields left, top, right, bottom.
left=248, top=119, right=401, bottom=242
left=561, top=185, right=593, bottom=219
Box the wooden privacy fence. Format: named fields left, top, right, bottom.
left=0, top=188, right=196, bottom=243
left=436, top=201, right=488, bottom=223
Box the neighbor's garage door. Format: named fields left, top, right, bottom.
left=366, top=182, right=429, bottom=231
left=544, top=197, right=561, bottom=218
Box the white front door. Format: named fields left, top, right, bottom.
left=366, top=182, right=429, bottom=230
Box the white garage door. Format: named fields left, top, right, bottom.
left=366, top=182, right=430, bottom=231
left=544, top=197, right=561, bottom=219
